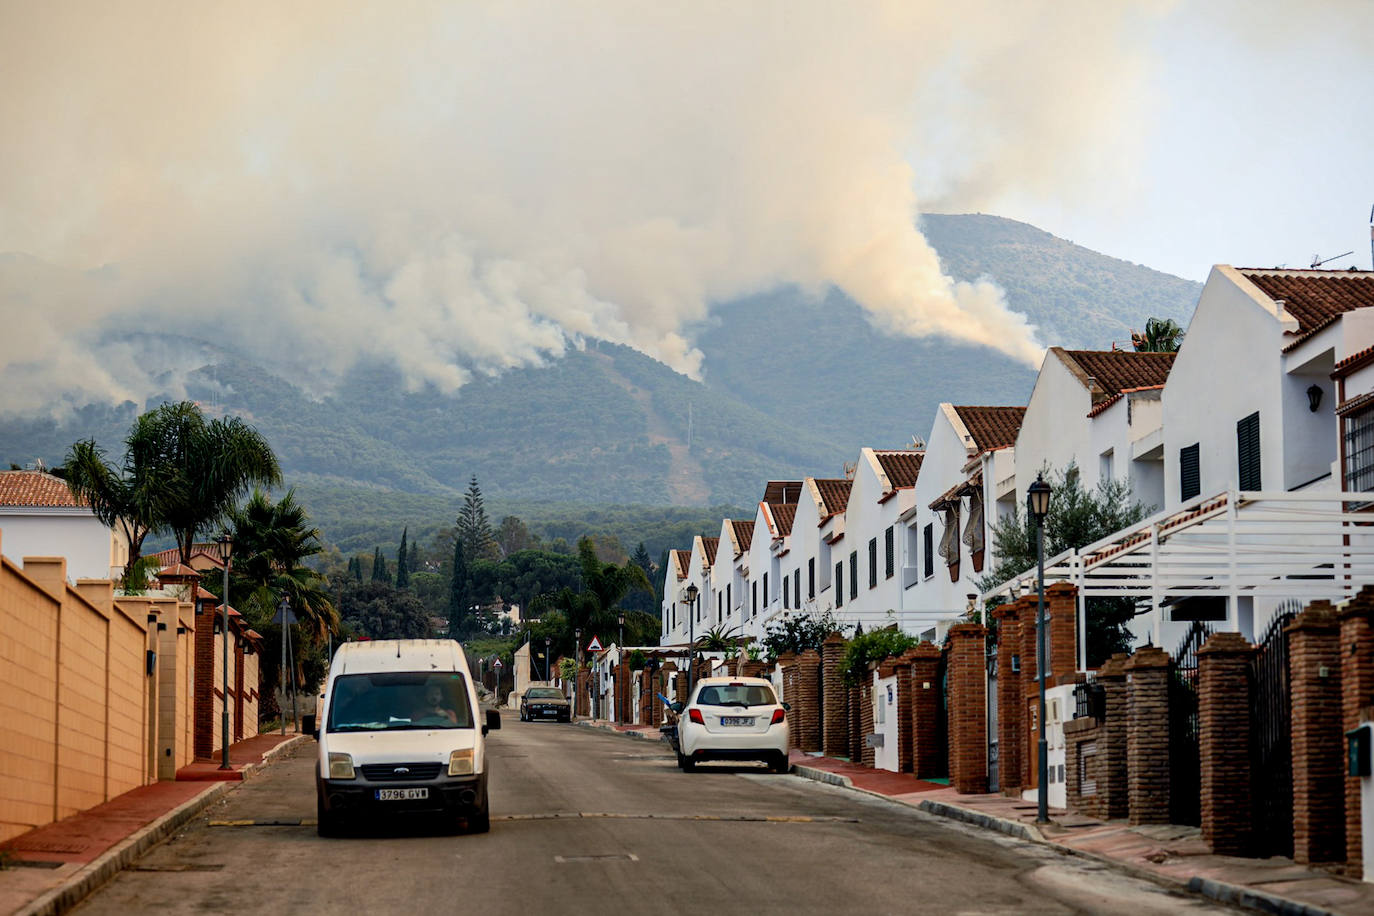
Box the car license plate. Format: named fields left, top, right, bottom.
left=376, top=788, right=428, bottom=801
left=720, top=716, right=754, bottom=727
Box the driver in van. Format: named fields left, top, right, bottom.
left=414, top=682, right=458, bottom=724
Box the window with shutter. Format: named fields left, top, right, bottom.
left=923, top=524, right=934, bottom=578
left=849, top=552, right=858, bottom=600
left=717, top=591, right=722, bottom=622
left=868, top=538, right=878, bottom=588
left=1180, top=443, right=1201, bottom=501
left=808, top=559, right=815, bottom=599
left=794, top=569, right=800, bottom=606
left=763, top=572, right=769, bottom=607
left=1237, top=412, right=1261, bottom=491
left=885, top=527, right=895, bottom=579
left=1344, top=406, right=1374, bottom=497
left=835, top=562, right=844, bottom=607
left=726, top=583, right=731, bottom=616
left=783, top=576, right=789, bottom=609
left=752, top=581, right=757, bottom=617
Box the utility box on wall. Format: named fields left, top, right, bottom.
left=1349, top=725, right=1371, bottom=778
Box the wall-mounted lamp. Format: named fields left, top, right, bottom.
left=1308, top=384, right=1323, bottom=412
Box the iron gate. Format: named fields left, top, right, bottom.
left=1250, top=603, right=1298, bottom=858
left=1169, top=621, right=1211, bottom=827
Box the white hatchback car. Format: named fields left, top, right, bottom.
left=675, top=676, right=790, bottom=773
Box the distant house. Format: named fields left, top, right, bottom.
left=0, top=470, right=129, bottom=581
left=710, top=517, right=753, bottom=637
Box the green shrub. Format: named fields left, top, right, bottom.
left=840, top=628, right=918, bottom=686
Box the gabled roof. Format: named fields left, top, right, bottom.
left=872, top=450, right=923, bottom=490
left=1057, top=349, right=1176, bottom=403
left=768, top=503, right=797, bottom=537
left=812, top=478, right=852, bottom=521
left=148, top=544, right=225, bottom=570
left=729, top=519, right=755, bottom=555
left=671, top=550, right=690, bottom=579
left=0, top=471, right=86, bottom=509
left=951, top=406, right=1026, bottom=453
left=762, top=480, right=804, bottom=505
left=700, top=537, right=719, bottom=566
left=1239, top=268, right=1374, bottom=350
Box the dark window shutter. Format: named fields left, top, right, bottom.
left=835, top=562, right=844, bottom=607
left=1237, top=412, right=1261, bottom=491
left=763, top=572, right=769, bottom=606
left=1180, top=443, right=1201, bottom=502
left=868, top=538, right=878, bottom=588
left=808, top=559, right=815, bottom=599
left=752, top=581, right=757, bottom=616
left=726, top=583, right=731, bottom=615
left=849, top=552, right=858, bottom=600
left=794, top=569, right=800, bottom=606
left=923, top=524, right=934, bottom=578
left=783, top=576, right=789, bottom=609
left=885, top=527, right=895, bottom=579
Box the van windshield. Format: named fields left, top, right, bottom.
left=327, top=672, right=473, bottom=732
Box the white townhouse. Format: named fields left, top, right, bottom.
left=0, top=470, right=130, bottom=581
left=1014, top=348, right=1175, bottom=512
left=661, top=549, right=692, bottom=643
left=709, top=518, right=754, bottom=636
left=741, top=481, right=802, bottom=642
left=904, top=405, right=1025, bottom=636
left=787, top=477, right=853, bottom=622
left=828, top=449, right=924, bottom=631
left=1335, top=343, right=1374, bottom=496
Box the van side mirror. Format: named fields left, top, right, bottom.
left=484, top=709, right=501, bottom=735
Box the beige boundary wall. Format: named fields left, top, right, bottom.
left=0, top=543, right=198, bottom=845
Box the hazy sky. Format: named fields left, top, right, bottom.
left=1, top=1, right=1371, bottom=412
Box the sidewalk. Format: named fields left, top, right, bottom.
left=789, top=751, right=1374, bottom=916
left=0, top=732, right=304, bottom=916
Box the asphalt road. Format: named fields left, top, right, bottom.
left=74, top=716, right=1240, bottom=915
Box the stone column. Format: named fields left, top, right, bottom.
left=1125, top=646, right=1171, bottom=825
left=576, top=667, right=589, bottom=718
left=193, top=596, right=215, bottom=759
left=908, top=642, right=942, bottom=779
left=1287, top=602, right=1345, bottom=863
left=797, top=649, right=822, bottom=753
left=993, top=603, right=1024, bottom=794
left=1046, top=583, right=1079, bottom=682
left=777, top=653, right=799, bottom=750
left=822, top=633, right=848, bottom=757
left=1096, top=654, right=1130, bottom=819
left=1198, top=631, right=1255, bottom=856
left=947, top=623, right=989, bottom=794
left=894, top=652, right=914, bottom=773
left=1341, top=587, right=1374, bottom=877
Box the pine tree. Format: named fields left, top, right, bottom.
left=447, top=538, right=470, bottom=636
left=396, top=528, right=410, bottom=589
left=456, top=475, right=494, bottom=561
left=371, top=546, right=391, bottom=585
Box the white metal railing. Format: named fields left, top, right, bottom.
left=981, top=488, right=1374, bottom=656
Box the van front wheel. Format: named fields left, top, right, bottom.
left=466, top=784, right=491, bottom=834
left=317, top=792, right=344, bottom=838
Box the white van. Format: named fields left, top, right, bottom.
left=315, top=639, right=500, bottom=836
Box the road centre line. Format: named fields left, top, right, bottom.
left=207, top=813, right=859, bottom=827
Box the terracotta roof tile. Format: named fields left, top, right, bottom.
left=671, top=550, right=690, bottom=579
left=951, top=406, right=1026, bottom=453
left=1061, top=350, right=1175, bottom=400
left=1336, top=344, right=1374, bottom=375
left=0, top=471, right=86, bottom=508
left=769, top=503, right=796, bottom=537
left=762, top=480, right=804, bottom=505
left=813, top=478, right=852, bottom=520
left=872, top=451, right=923, bottom=490
left=701, top=537, right=719, bottom=566
left=1240, top=269, right=1374, bottom=348
left=730, top=519, right=755, bottom=554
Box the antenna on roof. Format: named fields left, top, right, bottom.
left=910, top=435, right=925, bottom=450
left=1311, top=251, right=1354, bottom=269
left=843, top=462, right=856, bottom=480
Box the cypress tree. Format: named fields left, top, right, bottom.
left=352, top=555, right=363, bottom=582
left=371, top=546, right=390, bottom=584
left=396, top=527, right=410, bottom=589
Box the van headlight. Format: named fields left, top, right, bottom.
left=448, top=749, right=475, bottom=776
left=328, top=752, right=356, bottom=779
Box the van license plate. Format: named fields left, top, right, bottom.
left=376, top=788, right=428, bottom=801
left=720, top=717, right=754, bottom=727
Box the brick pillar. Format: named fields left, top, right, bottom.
left=908, top=642, right=942, bottom=779
left=1126, top=646, right=1171, bottom=825
left=1046, top=583, right=1079, bottom=680
left=234, top=639, right=245, bottom=742
left=1097, top=654, right=1130, bottom=819
left=894, top=651, right=914, bottom=773
left=994, top=603, right=1024, bottom=794
left=193, top=598, right=215, bottom=759
left=777, top=653, right=798, bottom=750
left=1287, top=602, right=1345, bottom=863
left=576, top=667, right=589, bottom=717
left=797, top=649, right=821, bottom=753
left=860, top=677, right=875, bottom=768
left=822, top=633, right=848, bottom=757
left=1198, top=632, right=1255, bottom=855
left=947, top=623, right=989, bottom=794
left=848, top=685, right=862, bottom=763
left=1341, top=587, right=1374, bottom=877
left=675, top=665, right=689, bottom=707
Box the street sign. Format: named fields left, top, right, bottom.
left=492, top=658, right=503, bottom=669
left=272, top=600, right=297, bottom=626
left=586, top=636, right=604, bottom=652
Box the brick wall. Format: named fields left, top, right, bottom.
left=193, top=596, right=215, bottom=758
left=994, top=601, right=1026, bottom=794
left=1096, top=655, right=1130, bottom=819
left=1125, top=646, right=1171, bottom=825
left=797, top=649, right=821, bottom=753
left=1287, top=601, right=1345, bottom=864
left=1046, top=583, right=1079, bottom=683
left=848, top=685, right=862, bottom=763
left=778, top=653, right=799, bottom=750
left=860, top=679, right=875, bottom=768
left=894, top=651, right=914, bottom=773
left=1341, top=587, right=1374, bottom=877
left=1197, top=631, right=1254, bottom=855
left=908, top=642, right=942, bottom=779
left=1064, top=714, right=1103, bottom=816
left=822, top=633, right=847, bottom=757
left=946, top=623, right=988, bottom=794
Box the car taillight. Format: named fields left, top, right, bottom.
left=688, top=708, right=704, bottom=725
left=770, top=708, right=786, bottom=725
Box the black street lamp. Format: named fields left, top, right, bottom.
left=1026, top=473, right=1053, bottom=824
left=574, top=627, right=583, bottom=717
left=617, top=611, right=626, bottom=723
left=684, top=583, right=699, bottom=697
left=215, top=531, right=234, bottom=770
left=544, top=635, right=551, bottom=682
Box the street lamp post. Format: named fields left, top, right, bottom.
left=617, top=612, right=626, bottom=723
left=684, top=583, right=699, bottom=698
left=215, top=531, right=234, bottom=770
left=544, top=635, right=551, bottom=682
left=574, top=627, right=583, bottom=717
left=1027, top=473, right=1053, bottom=825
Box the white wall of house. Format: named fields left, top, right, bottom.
left=833, top=450, right=905, bottom=630
left=1015, top=354, right=1097, bottom=499
left=0, top=510, right=127, bottom=581
left=791, top=482, right=828, bottom=618
left=742, top=503, right=776, bottom=643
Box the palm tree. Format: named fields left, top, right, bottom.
left=63, top=438, right=160, bottom=589
left=538, top=537, right=653, bottom=651
left=228, top=488, right=338, bottom=639
left=128, top=402, right=281, bottom=563
left=1131, top=317, right=1185, bottom=353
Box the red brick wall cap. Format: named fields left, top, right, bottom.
left=1287, top=602, right=1339, bottom=632
left=777, top=652, right=798, bottom=665
left=1124, top=645, right=1170, bottom=670
left=946, top=622, right=988, bottom=639
left=1197, top=631, right=1256, bottom=656
left=1097, top=653, right=1129, bottom=679
left=1046, top=582, right=1077, bottom=596
left=877, top=660, right=898, bottom=678
left=823, top=632, right=847, bottom=646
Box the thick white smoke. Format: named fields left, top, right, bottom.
left=0, top=1, right=1173, bottom=411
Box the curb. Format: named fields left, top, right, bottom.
left=572, top=720, right=660, bottom=742
left=789, top=764, right=853, bottom=789
left=915, top=799, right=1045, bottom=843
left=16, top=735, right=308, bottom=916
left=1186, top=877, right=1338, bottom=916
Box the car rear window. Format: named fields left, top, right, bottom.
left=327, top=672, right=473, bottom=731
left=694, top=684, right=777, bottom=707
left=527, top=688, right=564, bottom=699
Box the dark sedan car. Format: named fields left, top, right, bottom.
left=520, top=686, right=571, bottom=722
